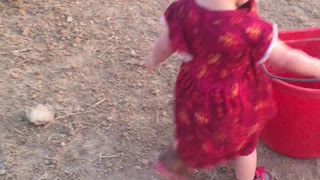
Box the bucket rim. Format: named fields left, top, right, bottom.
left=279, top=27, right=320, bottom=40
left=270, top=78, right=320, bottom=99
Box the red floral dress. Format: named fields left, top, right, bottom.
left=163, top=0, right=278, bottom=169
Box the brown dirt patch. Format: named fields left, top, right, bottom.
left=0, top=0, right=319, bottom=179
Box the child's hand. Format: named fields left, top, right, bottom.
left=144, top=31, right=174, bottom=72
left=145, top=53, right=157, bottom=72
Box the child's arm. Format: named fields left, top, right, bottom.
left=268, top=40, right=320, bottom=78
left=145, top=30, right=174, bottom=71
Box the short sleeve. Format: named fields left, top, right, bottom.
left=161, top=1, right=190, bottom=54
left=250, top=21, right=278, bottom=65
left=251, top=0, right=259, bottom=13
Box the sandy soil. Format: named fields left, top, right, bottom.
left=0, top=0, right=320, bottom=179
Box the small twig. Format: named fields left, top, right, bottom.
left=97, top=47, right=113, bottom=58
left=39, top=154, right=58, bottom=161
left=210, top=171, right=217, bottom=180
left=89, top=98, right=107, bottom=109
left=0, top=52, right=10, bottom=55
left=98, top=152, right=103, bottom=163
left=98, top=153, right=122, bottom=163
left=12, top=48, right=31, bottom=53
left=156, top=96, right=160, bottom=123
left=106, top=123, right=113, bottom=130
left=55, top=110, right=91, bottom=120
left=88, top=122, right=103, bottom=134
left=12, top=127, right=24, bottom=135
left=44, top=4, right=69, bottom=8
left=136, top=119, right=156, bottom=133
left=106, top=17, right=114, bottom=30
left=31, top=128, right=40, bottom=137
left=55, top=97, right=108, bottom=120
left=130, top=103, right=144, bottom=113
left=16, top=59, right=31, bottom=65
left=100, top=154, right=121, bottom=158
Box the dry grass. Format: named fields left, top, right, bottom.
left=0, top=0, right=320, bottom=179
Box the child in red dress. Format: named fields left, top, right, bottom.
left=145, top=0, right=320, bottom=179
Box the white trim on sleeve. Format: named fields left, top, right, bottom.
left=257, top=24, right=278, bottom=65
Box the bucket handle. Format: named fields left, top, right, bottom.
left=262, top=64, right=320, bottom=83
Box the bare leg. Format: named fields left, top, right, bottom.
left=234, top=149, right=257, bottom=180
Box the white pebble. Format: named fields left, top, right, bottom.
left=0, top=169, right=6, bottom=175
left=67, top=16, right=73, bottom=22
left=26, top=104, right=55, bottom=125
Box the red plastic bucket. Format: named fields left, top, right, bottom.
left=260, top=28, right=320, bottom=158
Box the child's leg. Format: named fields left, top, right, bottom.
left=155, top=145, right=194, bottom=180
left=234, top=149, right=257, bottom=180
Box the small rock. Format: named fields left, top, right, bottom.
left=22, top=28, right=31, bottom=36
left=135, top=165, right=142, bottom=170
left=38, top=172, right=48, bottom=180
left=130, top=50, right=138, bottom=57
left=44, top=160, right=50, bottom=165
left=151, top=89, right=160, bottom=96
left=141, top=159, right=149, bottom=165
left=75, top=37, right=81, bottom=43
left=0, top=169, right=6, bottom=175
left=63, top=169, right=70, bottom=174
left=9, top=72, right=20, bottom=79
left=26, top=104, right=55, bottom=125
left=105, top=163, right=113, bottom=168
left=67, top=16, right=73, bottom=22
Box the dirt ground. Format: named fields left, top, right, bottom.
left=0, top=0, right=320, bottom=179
